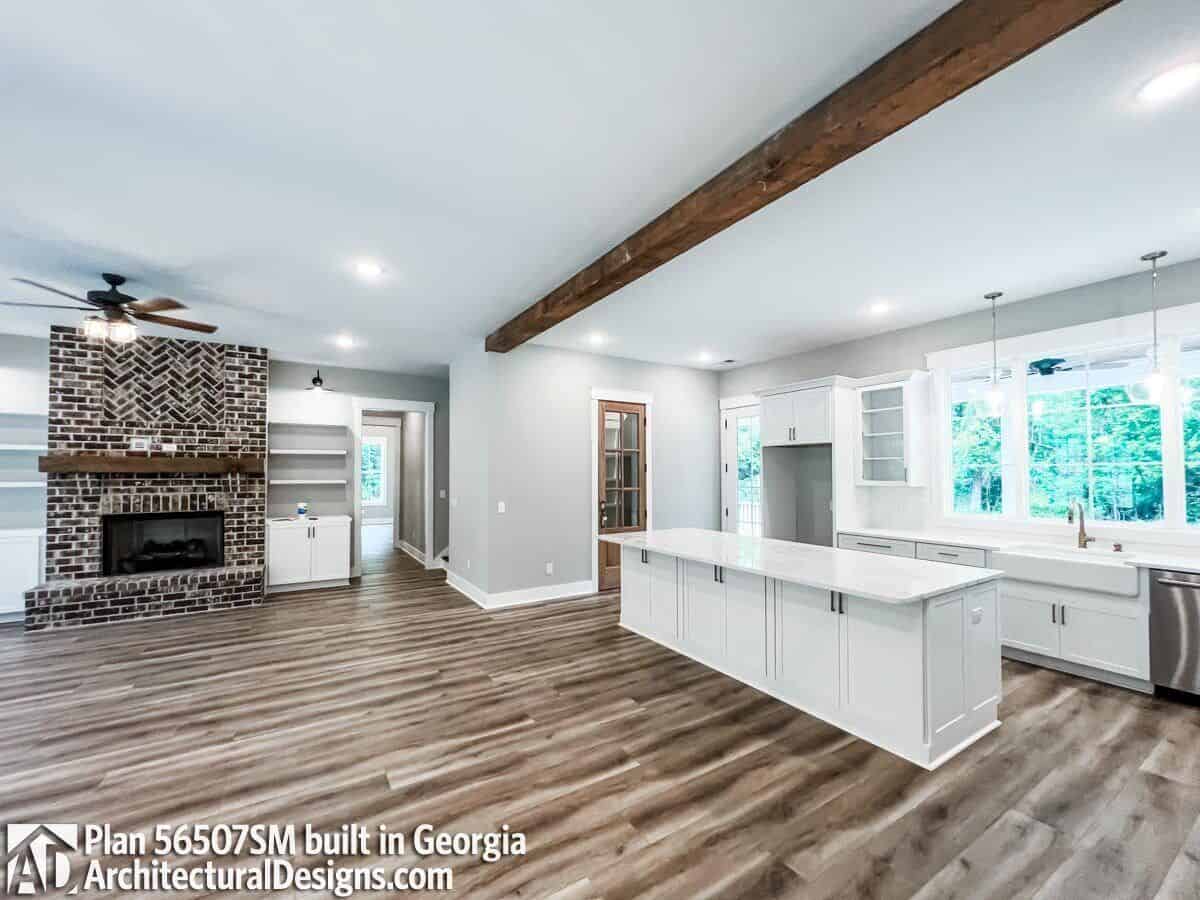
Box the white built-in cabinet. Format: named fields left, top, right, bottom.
left=999, top=580, right=1148, bottom=679
left=840, top=530, right=1151, bottom=684
left=0, top=530, right=43, bottom=617
left=856, top=372, right=930, bottom=486
left=760, top=387, right=831, bottom=447
left=267, top=515, right=352, bottom=591
left=620, top=542, right=998, bottom=768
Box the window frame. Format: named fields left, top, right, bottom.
left=361, top=434, right=389, bottom=508
left=930, top=307, right=1200, bottom=540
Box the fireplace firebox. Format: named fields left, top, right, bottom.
left=102, top=511, right=225, bottom=576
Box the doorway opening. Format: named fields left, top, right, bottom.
left=352, top=397, right=436, bottom=577
left=722, top=404, right=763, bottom=536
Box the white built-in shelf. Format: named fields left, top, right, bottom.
left=863, top=456, right=904, bottom=461
left=269, top=479, right=348, bottom=486
left=0, top=444, right=48, bottom=451
left=268, top=449, right=347, bottom=456
left=862, top=405, right=904, bottom=414
left=0, top=481, right=46, bottom=489
left=862, top=431, right=903, bottom=438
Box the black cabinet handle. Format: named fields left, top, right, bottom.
left=830, top=594, right=835, bottom=613
left=1060, top=605, right=1066, bottom=625
left=838, top=595, right=845, bottom=615
left=1051, top=604, right=1056, bottom=624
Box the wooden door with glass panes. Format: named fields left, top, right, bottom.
left=598, top=400, right=647, bottom=591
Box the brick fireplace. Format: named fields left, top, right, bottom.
left=24, top=326, right=268, bottom=630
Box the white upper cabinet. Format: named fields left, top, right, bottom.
left=856, top=372, right=930, bottom=486
left=760, top=387, right=831, bottom=447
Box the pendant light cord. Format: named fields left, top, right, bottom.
left=1152, top=257, right=1159, bottom=371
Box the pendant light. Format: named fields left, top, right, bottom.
left=1141, top=250, right=1167, bottom=403
left=984, top=291, right=1005, bottom=416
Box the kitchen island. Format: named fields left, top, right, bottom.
left=601, top=528, right=1003, bottom=769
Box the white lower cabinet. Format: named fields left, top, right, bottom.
left=267, top=516, right=352, bottom=590
left=0, top=531, right=42, bottom=616
left=775, top=582, right=840, bottom=714
left=684, top=560, right=726, bottom=660
left=724, top=569, right=768, bottom=679
left=616, top=543, right=1000, bottom=767
left=1058, top=602, right=1146, bottom=678
left=999, top=580, right=1149, bottom=680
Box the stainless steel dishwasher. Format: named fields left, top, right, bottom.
left=1150, top=569, right=1200, bottom=695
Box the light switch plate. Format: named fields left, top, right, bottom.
left=497, top=501, right=506, bottom=514
left=129, top=437, right=149, bottom=451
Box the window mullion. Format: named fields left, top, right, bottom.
left=1162, top=337, right=1185, bottom=527
left=1009, top=357, right=1028, bottom=521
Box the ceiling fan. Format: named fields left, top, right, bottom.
left=0, top=272, right=218, bottom=341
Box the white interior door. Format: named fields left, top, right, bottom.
left=722, top=404, right=762, bottom=536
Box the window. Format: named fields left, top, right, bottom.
left=361, top=435, right=388, bottom=507
left=1026, top=346, right=1162, bottom=522
left=949, top=366, right=1007, bottom=515
left=1181, top=341, right=1200, bottom=523
left=735, top=414, right=762, bottom=536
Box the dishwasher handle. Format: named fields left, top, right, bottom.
left=1156, top=577, right=1200, bottom=589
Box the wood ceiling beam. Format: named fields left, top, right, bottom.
left=485, top=0, right=1121, bottom=353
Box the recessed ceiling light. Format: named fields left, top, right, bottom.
left=334, top=334, right=355, bottom=349
left=587, top=332, right=606, bottom=347
left=353, top=259, right=385, bottom=281
left=868, top=301, right=891, bottom=316
left=1138, top=62, right=1200, bottom=105
left=697, top=351, right=714, bottom=364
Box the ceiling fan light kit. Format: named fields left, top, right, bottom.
left=2, top=271, right=218, bottom=341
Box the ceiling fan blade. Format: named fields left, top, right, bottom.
left=131, top=312, right=218, bottom=334
left=0, top=301, right=94, bottom=310
left=126, top=297, right=185, bottom=313
left=11, top=277, right=96, bottom=305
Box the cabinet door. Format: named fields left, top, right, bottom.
left=648, top=552, right=678, bottom=639
left=791, top=389, right=831, bottom=444
left=0, top=534, right=40, bottom=615
left=1059, top=603, right=1147, bottom=679
left=311, top=520, right=351, bottom=581
left=841, top=595, right=923, bottom=745
left=268, top=524, right=312, bottom=586
left=760, top=393, right=795, bottom=447
left=684, top=560, right=725, bottom=661
left=999, top=589, right=1060, bottom=657
left=619, top=545, right=650, bottom=628
left=775, top=582, right=840, bottom=714
left=725, top=570, right=767, bottom=680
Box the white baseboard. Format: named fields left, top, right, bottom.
left=1002, top=646, right=1154, bottom=694
left=444, top=572, right=594, bottom=610
left=429, top=545, right=450, bottom=570
left=267, top=578, right=350, bottom=595
left=363, top=518, right=392, bottom=526
left=395, top=539, right=426, bottom=566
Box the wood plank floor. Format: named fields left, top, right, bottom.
left=2, top=540, right=1199, bottom=899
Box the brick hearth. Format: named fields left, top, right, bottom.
left=25, top=326, right=268, bottom=630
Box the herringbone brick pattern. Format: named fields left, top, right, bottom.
left=102, top=338, right=225, bottom=423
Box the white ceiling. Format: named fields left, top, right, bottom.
left=537, top=0, right=1200, bottom=369
left=0, top=0, right=962, bottom=375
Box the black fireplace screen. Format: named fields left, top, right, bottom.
left=102, top=511, right=225, bottom=576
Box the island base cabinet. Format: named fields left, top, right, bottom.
left=775, top=582, right=840, bottom=716
left=616, top=543, right=1001, bottom=769
left=620, top=544, right=651, bottom=629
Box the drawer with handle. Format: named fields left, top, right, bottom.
left=837, top=534, right=916, bottom=558
left=916, top=542, right=987, bottom=568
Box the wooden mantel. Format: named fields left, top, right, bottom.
left=38, top=454, right=265, bottom=476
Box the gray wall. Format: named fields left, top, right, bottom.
left=720, top=257, right=1200, bottom=394
left=449, top=348, right=492, bottom=590
left=401, top=411, right=426, bottom=551
left=269, top=360, right=450, bottom=557
left=0, top=334, right=49, bottom=530
left=450, top=343, right=721, bottom=596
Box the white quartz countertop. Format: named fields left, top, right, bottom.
left=842, top=526, right=1200, bottom=575
left=602, top=528, right=1000, bottom=604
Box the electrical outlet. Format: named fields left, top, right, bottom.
left=439, top=489, right=447, bottom=499
left=467, top=559, right=471, bottom=569
left=497, top=501, right=506, bottom=514
left=545, top=562, right=553, bottom=576
left=128, top=437, right=149, bottom=452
